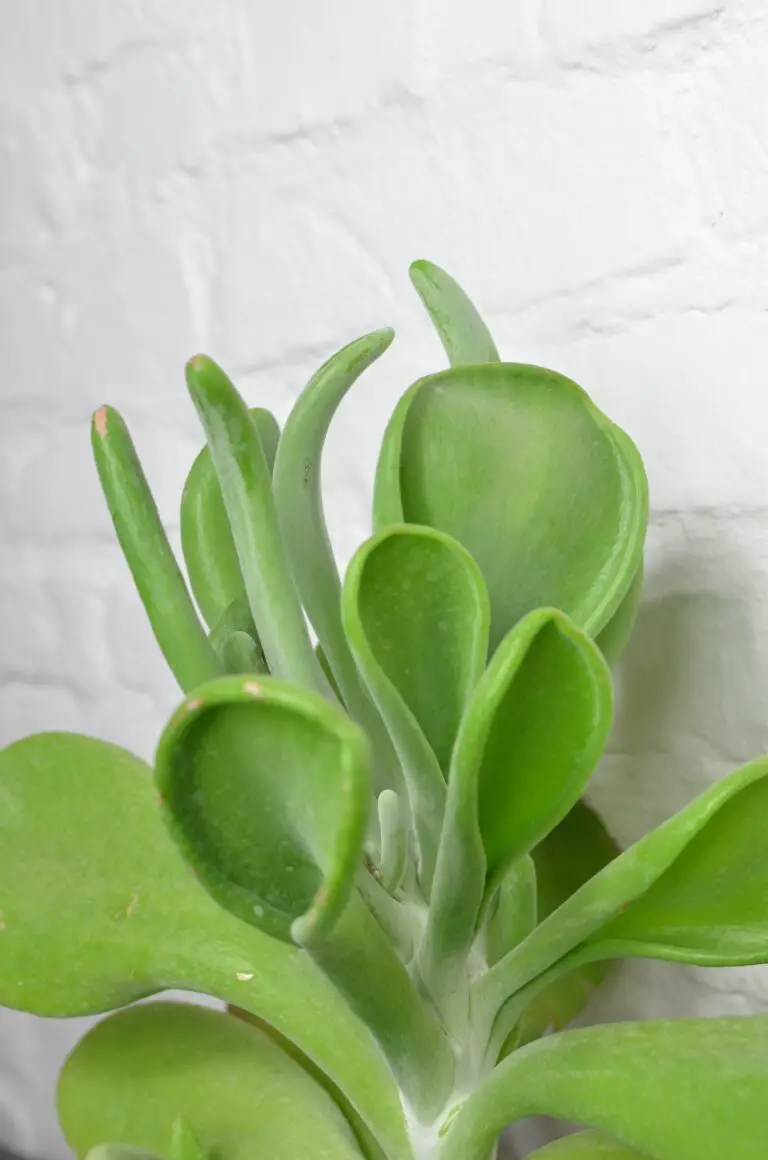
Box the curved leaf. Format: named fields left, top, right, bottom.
left=58, top=1002, right=365, bottom=1160
left=0, top=731, right=412, bottom=1160
left=420, top=610, right=611, bottom=1024
left=91, top=406, right=220, bottom=693
left=440, top=1016, right=768, bottom=1160
left=527, top=1134, right=649, bottom=1159
left=374, top=363, right=647, bottom=650
left=180, top=408, right=280, bottom=630
left=155, top=675, right=370, bottom=946
left=185, top=355, right=326, bottom=693
left=409, top=260, right=499, bottom=366
left=342, top=525, right=490, bottom=887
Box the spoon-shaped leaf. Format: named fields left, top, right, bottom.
left=409, top=260, right=499, bottom=366
left=91, top=406, right=220, bottom=693
left=374, top=363, right=647, bottom=651
left=478, top=756, right=768, bottom=1057
left=155, top=675, right=370, bottom=947
left=420, top=609, right=611, bottom=1024
left=180, top=407, right=280, bottom=630
left=527, top=1133, right=649, bottom=1158
left=185, top=355, right=326, bottom=693
left=439, top=1016, right=768, bottom=1160
left=59, top=1002, right=365, bottom=1160
left=342, top=525, right=490, bottom=887
left=0, top=731, right=412, bottom=1160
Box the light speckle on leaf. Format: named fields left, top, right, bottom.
left=236, top=972, right=254, bottom=982
left=244, top=681, right=263, bottom=698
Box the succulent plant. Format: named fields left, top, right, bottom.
left=1, top=261, right=768, bottom=1160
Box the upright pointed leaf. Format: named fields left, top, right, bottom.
left=185, top=355, right=325, bottom=692
left=527, top=1133, right=648, bottom=1158
left=374, top=363, right=647, bottom=650
left=440, top=1016, right=768, bottom=1160
left=420, top=610, right=611, bottom=1024
left=0, top=731, right=412, bottom=1160
left=342, top=525, right=490, bottom=887
left=91, top=407, right=220, bottom=692
left=155, top=675, right=370, bottom=946
left=180, top=408, right=280, bottom=630
left=409, top=260, right=499, bottom=366
left=59, top=1003, right=365, bottom=1160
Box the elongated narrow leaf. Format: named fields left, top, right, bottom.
left=342, top=525, right=490, bottom=887
left=420, top=610, right=611, bottom=1024
left=0, top=732, right=412, bottom=1160
left=484, top=856, right=537, bottom=968
left=374, top=364, right=647, bottom=650
left=410, top=260, right=499, bottom=366
left=59, top=1003, right=365, bottom=1160
left=91, top=406, right=220, bottom=692
left=527, top=1134, right=648, bottom=1158
left=478, top=757, right=768, bottom=1054
left=185, top=355, right=325, bottom=692
left=440, top=1016, right=768, bottom=1160
left=155, top=675, right=370, bottom=946
left=273, top=330, right=400, bottom=790
left=180, top=407, right=280, bottom=629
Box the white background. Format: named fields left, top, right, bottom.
left=3, top=1, right=768, bottom=1156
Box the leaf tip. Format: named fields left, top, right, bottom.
left=92, top=405, right=109, bottom=438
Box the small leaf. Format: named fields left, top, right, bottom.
left=180, top=408, right=280, bottom=630
left=484, top=856, right=537, bottom=968
left=527, top=1134, right=649, bottom=1159
left=58, top=1003, right=366, bottom=1160
left=91, top=406, right=220, bottom=693
left=342, top=525, right=490, bottom=887
left=409, top=260, right=499, bottom=366
left=218, top=631, right=267, bottom=675
left=155, top=675, right=370, bottom=946
left=440, top=1016, right=768, bottom=1160
left=376, top=790, right=407, bottom=894
left=185, top=355, right=326, bottom=693
left=374, top=363, right=647, bottom=651
left=0, top=732, right=411, bottom=1160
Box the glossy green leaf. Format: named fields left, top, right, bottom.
left=273, top=330, right=400, bottom=791
left=420, top=610, right=611, bottom=1024
left=595, top=563, right=644, bottom=666
left=484, top=856, right=537, bottom=968
left=185, top=355, right=326, bottom=693
left=155, top=675, right=370, bottom=946
left=91, top=406, right=220, bottom=693
left=478, top=756, right=768, bottom=1057
left=0, top=731, right=413, bottom=1160
left=342, top=525, right=490, bottom=888
left=439, top=1016, right=768, bottom=1160
left=59, top=1002, right=365, bottom=1160
left=409, top=260, right=499, bottom=366
left=373, top=363, right=647, bottom=651
left=180, top=408, right=280, bottom=630
left=526, top=1132, right=647, bottom=1158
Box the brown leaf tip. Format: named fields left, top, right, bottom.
left=93, top=406, right=109, bottom=437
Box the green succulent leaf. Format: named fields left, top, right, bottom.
left=185, top=354, right=326, bottom=693
left=479, top=756, right=768, bottom=1057
left=59, top=1002, right=365, bottom=1160
left=170, top=1120, right=207, bottom=1160
left=180, top=407, right=280, bottom=630
left=420, top=609, right=611, bottom=1024
left=155, top=675, right=370, bottom=947
left=409, top=260, right=499, bottom=366
left=273, top=330, right=400, bottom=790
left=90, top=406, right=221, bottom=693
left=373, top=363, right=647, bottom=651
left=484, top=855, right=537, bottom=969
left=594, top=563, right=644, bottom=667
left=342, top=524, right=490, bottom=888
left=0, top=731, right=412, bottom=1160
left=527, top=1134, right=650, bottom=1159
left=376, top=789, right=408, bottom=894
left=439, top=1016, right=768, bottom=1160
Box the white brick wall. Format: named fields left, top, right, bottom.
left=3, top=1, right=768, bottom=1155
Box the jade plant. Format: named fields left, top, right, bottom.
left=2, top=263, right=768, bottom=1160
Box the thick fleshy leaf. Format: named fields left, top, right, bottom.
left=478, top=756, right=768, bottom=1057
left=342, top=525, right=490, bottom=887
left=272, top=330, right=400, bottom=792
left=373, top=363, right=647, bottom=651
left=155, top=676, right=370, bottom=946
left=91, top=406, right=220, bottom=693
left=595, top=563, right=644, bottom=666
left=0, top=732, right=412, bottom=1160
left=484, top=856, right=537, bottom=968
left=409, top=260, right=499, bottom=366
left=440, top=1016, right=768, bottom=1160
left=185, top=355, right=326, bottom=693
left=527, top=1133, right=648, bottom=1158
left=420, top=610, right=611, bottom=1025
left=180, top=408, right=280, bottom=630
left=58, top=1003, right=365, bottom=1160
